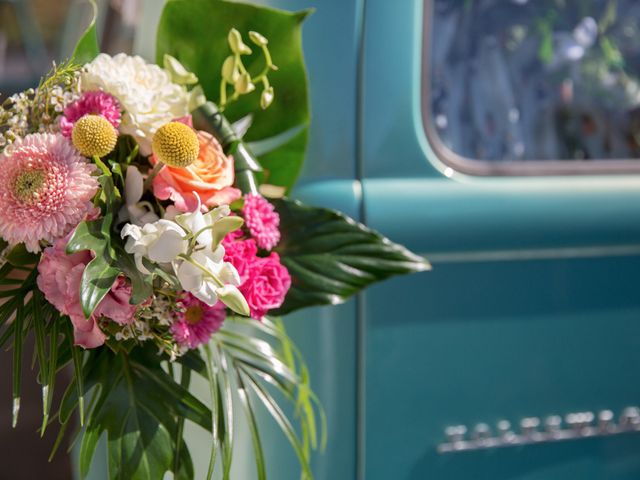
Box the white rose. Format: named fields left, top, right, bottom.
left=81, top=53, right=190, bottom=155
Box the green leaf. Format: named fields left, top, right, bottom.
left=79, top=423, right=102, bottom=478
left=202, top=345, right=219, bottom=480
left=66, top=214, right=152, bottom=318
left=272, top=198, right=431, bottom=314
left=157, top=0, right=311, bottom=190
left=240, top=368, right=312, bottom=479
left=31, top=291, right=51, bottom=434
left=59, top=347, right=213, bottom=480
left=235, top=371, right=267, bottom=480
left=67, top=216, right=121, bottom=319
left=256, top=126, right=308, bottom=189
left=68, top=326, right=86, bottom=426
left=72, top=0, right=100, bottom=64
left=5, top=244, right=39, bottom=267
left=12, top=297, right=25, bottom=427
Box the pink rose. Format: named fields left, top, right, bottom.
left=37, top=235, right=138, bottom=349
left=239, top=252, right=291, bottom=320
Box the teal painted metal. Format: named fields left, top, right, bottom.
left=251, top=0, right=364, bottom=478
left=264, top=0, right=640, bottom=479
left=359, top=1, right=640, bottom=480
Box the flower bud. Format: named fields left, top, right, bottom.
left=260, top=86, right=274, bottom=109
left=228, top=28, right=252, bottom=55
left=188, top=85, right=207, bottom=111
left=234, top=73, right=255, bottom=95
left=249, top=31, right=268, bottom=46
left=163, top=54, right=198, bottom=85
left=217, top=284, right=250, bottom=316
left=210, top=216, right=244, bottom=249
left=221, top=56, right=239, bottom=83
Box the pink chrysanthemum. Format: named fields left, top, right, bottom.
left=0, top=133, right=99, bottom=252
left=241, top=194, right=281, bottom=250
left=60, top=91, right=121, bottom=137
left=171, top=294, right=226, bottom=349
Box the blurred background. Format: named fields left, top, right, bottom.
left=0, top=0, right=159, bottom=96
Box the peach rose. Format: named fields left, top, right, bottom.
left=152, top=130, right=241, bottom=212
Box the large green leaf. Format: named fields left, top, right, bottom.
left=156, top=0, right=311, bottom=191
left=272, top=198, right=431, bottom=315
left=72, top=0, right=100, bottom=64
left=64, top=347, right=211, bottom=480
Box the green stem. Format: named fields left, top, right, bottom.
left=143, top=161, right=164, bottom=191
left=194, top=102, right=261, bottom=195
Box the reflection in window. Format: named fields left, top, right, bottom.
left=429, top=0, right=640, bottom=162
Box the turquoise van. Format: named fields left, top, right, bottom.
left=261, top=0, right=640, bottom=479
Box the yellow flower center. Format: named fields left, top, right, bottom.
left=185, top=304, right=204, bottom=324
left=13, top=168, right=46, bottom=204
left=152, top=122, right=199, bottom=168
left=72, top=114, right=118, bottom=158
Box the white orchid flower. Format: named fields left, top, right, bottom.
left=121, top=199, right=249, bottom=316
left=174, top=248, right=249, bottom=315
left=175, top=197, right=244, bottom=250
left=122, top=220, right=188, bottom=274
left=118, top=166, right=160, bottom=226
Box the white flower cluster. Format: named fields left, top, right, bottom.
left=1, top=75, right=79, bottom=147
left=121, top=201, right=249, bottom=315
left=0, top=91, right=32, bottom=147
left=81, top=53, right=191, bottom=155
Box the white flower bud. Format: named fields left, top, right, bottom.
left=163, top=54, right=199, bottom=85
left=248, top=31, right=268, bottom=46
left=221, top=56, right=239, bottom=83
left=234, top=73, right=255, bottom=95
left=260, top=86, right=274, bottom=109
left=228, top=28, right=252, bottom=55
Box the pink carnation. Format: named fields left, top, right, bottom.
left=170, top=294, right=226, bottom=349
left=37, top=234, right=137, bottom=349
left=223, top=238, right=258, bottom=283
left=59, top=91, right=121, bottom=137
left=239, top=252, right=291, bottom=320
left=241, top=194, right=281, bottom=251
left=0, top=133, right=98, bottom=252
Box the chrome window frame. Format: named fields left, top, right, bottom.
left=421, top=0, right=640, bottom=176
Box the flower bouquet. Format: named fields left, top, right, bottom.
left=0, top=1, right=430, bottom=478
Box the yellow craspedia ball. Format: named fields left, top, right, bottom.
left=152, top=122, right=199, bottom=168
left=71, top=114, right=118, bottom=158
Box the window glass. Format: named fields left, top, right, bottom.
left=428, top=0, right=640, bottom=163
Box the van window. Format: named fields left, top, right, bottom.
left=426, top=0, right=640, bottom=170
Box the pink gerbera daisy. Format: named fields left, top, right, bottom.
left=241, top=194, right=281, bottom=250
left=59, top=91, right=121, bottom=137
left=0, top=133, right=99, bottom=252
left=170, top=294, right=226, bottom=349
